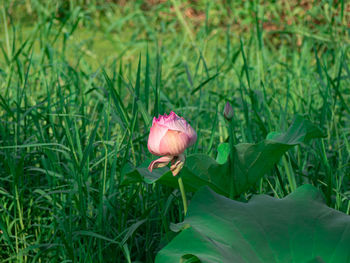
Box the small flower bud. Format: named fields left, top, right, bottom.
left=223, top=102, right=234, bottom=121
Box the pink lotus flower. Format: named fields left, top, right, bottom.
left=147, top=111, right=197, bottom=176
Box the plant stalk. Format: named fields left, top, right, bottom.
left=228, top=121, right=237, bottom=199
left=178, top=176, right=188, bottom=215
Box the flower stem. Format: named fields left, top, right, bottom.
left=177, top=176, right=188, bottom=215
left=228, top=121, right=237, bottom=199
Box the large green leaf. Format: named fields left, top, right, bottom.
left=122, top=116, right=324, bottom=196
left=230, top=115, right=324, bottom=195
left=156, top=185, right=350, bottom=263
left=121, top=155, right=229, bottom=196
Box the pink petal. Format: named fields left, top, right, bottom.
left=148, top=156, right=174, bottom=172
left=159, top=130, right=190, bottom=156
left=165, top=117, right=188, bottom=133
left=154, top=112, right=183, bottom=132
left=147, top=120, right=168, bottom=156
left=185, top=124, right=197, bottom=146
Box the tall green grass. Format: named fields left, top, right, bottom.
left=0, top=0, right=349, bottom=262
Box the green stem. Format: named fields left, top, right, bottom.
left=178, top=176, right=188, bottom=215
left=321, top=139, right=332, bottom=205
left=228, top=121, right=237, bottom=199
left=282, top=154, right=296, bottom=192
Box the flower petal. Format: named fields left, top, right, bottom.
left=147, top=120, right=168, bottom=156
left=185, top=124, right=197, bottom=146
left=148, top=156, right=174, bottom=172
left=159, top=130, right=189, bottom=156
left=170, top=154, right=186, bottom=176
left=155, top=111, right=187, bottom=133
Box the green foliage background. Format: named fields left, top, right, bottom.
left=0, top=0, right=349, bottom=262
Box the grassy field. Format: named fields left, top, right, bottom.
left=0, top=0, right=349, bottom=262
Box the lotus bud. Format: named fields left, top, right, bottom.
left=147, top=111, right=197, bottom=176
left=223, top=102, right=234, bottom=121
